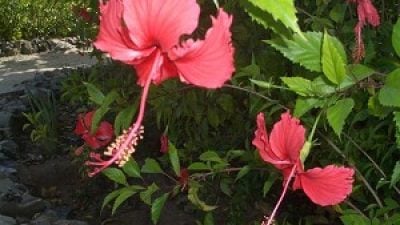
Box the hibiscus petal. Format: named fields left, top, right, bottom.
left=169, top=9, right=235, bottom=88
left=295, top=165, right=355, bottom=206
left=82, top=134, right=101, bottom=149
left=95, top=121, right=114, bottom=145
left=269, top=112, right=305, bottom=163
left=122, top=0, right=200, bottom=50
left=94, top=0, right=153, bottom=62
left=252, top=113, right=292, bottom=167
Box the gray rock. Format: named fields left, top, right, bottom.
left=0, top=214, right=16, bottom=225
left=4, top=47, right=19, bottom=56
left=0, top=177, right=14, bottom=193
left=30, top=210, right=58, bottom=225
left=0, top=193, right=46, bottom=218
left=21, top=41, right=34, bottom=54
left=0, top=112, right=12, bottom=128
left=52, top=220, right=88, bottom=225
left=0, top=140, right=18, bottom=160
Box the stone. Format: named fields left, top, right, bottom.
left=29, top=210, right=58, bottom=225
left=0, top=192, right=46, bottom=218
left=0, top=214, right=16, bottom=225
left=4, top=47, right=19, bottom=56
left=0, top=177, right=14, bottom=193
left=52, top=220, right=88, bottom=225
left=21, top=40, right=34, bottom=54
left=0, top=140, right=18, bottom=160
left=0, top=112, right=12, bottom=128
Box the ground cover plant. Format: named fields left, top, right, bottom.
left=13, top=0, right=400, bottom=224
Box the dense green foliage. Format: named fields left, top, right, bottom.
left=55, top=0, right=400, bottom=224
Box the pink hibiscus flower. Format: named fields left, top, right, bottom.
left=253, top=112, right=354, bottom=225
left=74, top=111, right=114, bottom=149
left=86, top=0, right=235, bottom=176
left=349, top=0, right=380, bottom=62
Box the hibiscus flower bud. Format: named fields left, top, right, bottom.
left=160, top=135, right=169, bottom=154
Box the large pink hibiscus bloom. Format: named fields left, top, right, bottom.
left=87, top=0, right=235, bottom=176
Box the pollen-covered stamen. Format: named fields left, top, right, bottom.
left=104, top=126, right=145, bottom=167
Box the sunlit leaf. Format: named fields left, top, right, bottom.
left=327, top=98, right=354, bottom=136
left=322, top=32, right=347, bottom=85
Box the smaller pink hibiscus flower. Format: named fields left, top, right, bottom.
left=74, top=111, right=114, bottom=149
left=253, top=112, right=354, bottom=225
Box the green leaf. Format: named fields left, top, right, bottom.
left=327, top=98, right=354, bottom=136
left=340, top=213, right=370, bottom=225
left=101, top=189, right=122, bottom=211
left=140, top=183, right=159, bottom=205
left=322, top=32, right=347, bottom=85
left=168, top=142, right=181, bottom=177
left=102, top=168, right=128, bottom=186
left=204, top=212, right=215, bottom=225
left=199, top=151, right=222, bottom=163
left=142, top=158, right=163, bottom=174
left=84, top=82, right=104, bottom=105
left=268, top=32, right=322, bottom=72
left=188, top=186, right=218, bottom=212
left=240, top=0, right=292, bottom=37
left=391, top=161, right=400, bottom=187
left=114, top=103, right=138, bottom=135
left=394, top=112, right=400, bottom=147
left=379, top=69, right=400, bottom=107
left=246, top=0, right=300, bottom=33
left=263, top=172, right=278, bottom=197
left=393, top=18, right=400, bottom=57
left=112, top=188, right=137, bottom=215
left=281, top=77, right=313, bottom=96
left=339, top=64, right=376, bottom=89
left=294, top=97, right=323, bottom=118
left=235, top=166, right=251, bottom=182
left=91, top=91, right=118, bottom=133
left=122, top=158, right=142, bottom=178
left=250, top=79, right=279, bottom=89
left=188, top=162, right=209, bottom=171
left=151, top=193, right=169, bottom=224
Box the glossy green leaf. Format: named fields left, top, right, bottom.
left=122, top=158, right=142, bottom=178
left=142, top=158, right=163, bottom=174
left=204, top=212, right=215, bottom=225
left=322, top=32, right=347, bottom=85
left=393, top=18, right=400, bottom=57
left=168, top=142, right=181, bottom=177
left=140, top=183, right=159, bottom=205
left=268, top=32, right=322, bottom=72
left=199, top=151, right=222, bottom=163
left=112, top=188, right=137, bottom=215
left=246, top=0, right=300, bottom=33
left=84, top=82, right=104, bottom=105
left=188, top=162, right=209, bottom=171
left=235, top=166, right=251, bottom=182
left=151, top=193, right=169, bottom=224
left=101, top=189, right=122, bottom=211
left=114, top=103, right=138, bottom=135
left=281, top=77, right=313, bottom=96
left=102, top=168, right=128, bottom=186
left=339, top=64, right=376, bottom=89
left=379, top=69, right=400, bottom=107
left=263, top=172, right=278, bottom=197
left=327, top=98, right=354, bottom=136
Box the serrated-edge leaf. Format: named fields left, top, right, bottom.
left=140, top=183, right=159, bottom=205
left=112, top=188, right=137, bottom=215
left=247, top=0, right=300, bottom=33
left=235, top=165, right=251, bottom=182
left=141, top=158, right=163, bottom=174
left=379, top=69, right=400, bottom=107
left=393, top=18, right=400, bottom=57
left=394, top=112, right=400, bottom=147
left=84, top=82, right=104, bottom=105
left=102, top=168, right=128, bottom=186
left=322, top=32, right=347, bottom=85
left=250, top=79, right=278, bottom=89
left=151, top=193, right=169, bottom=224
left=122, top=158, right=142, bottom=178
left=294, top=97, right=322, bottom=118
left=327, top=98, right=354, bottom=136
left=267, top=32, right=322, bottom=72
left=281, top=77, right=313, bottom=96
left=168, top=142, right=181, bottom=177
